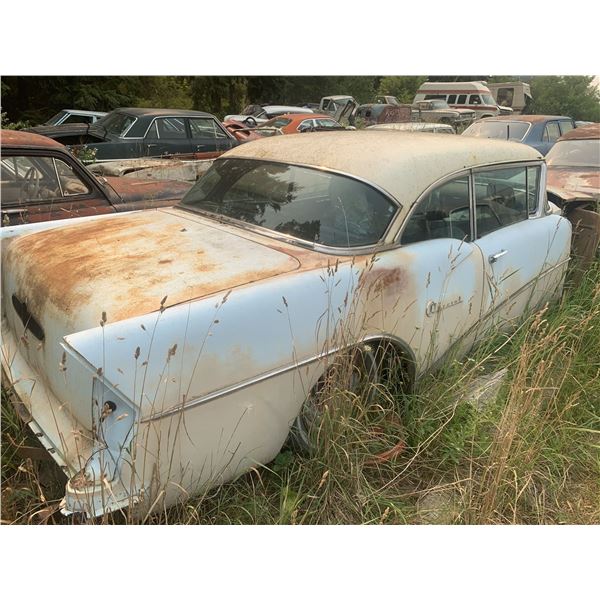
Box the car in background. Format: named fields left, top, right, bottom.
left=2, top=131, right=572, bottom=517
left=368, top=122, right=455, bottom=134
left=353, top=104, right=413, bottom=127
left=225, top=105, right=314, bottom=127
left=486, top=82, right=532, bottom=115
left=25, top=108, right=238, bottom=161
left=414, top=81, right=512, bottom=119
left=259, top=113, right=344, bottom=134
left=0, top=130, right=192, bottom=227
left=375, top=95, right=401, bottom=105
left=545, top=123, right=600, bottom=266
left=413, top=100, right=475, bottom=129
left=462, top=115, right=576, bottom=155
left=41, top=109, right=108, bottom=126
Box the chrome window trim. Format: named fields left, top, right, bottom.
left=395, top=159, right=546, bottom=245
left=181, top=158, right=403, bottom=255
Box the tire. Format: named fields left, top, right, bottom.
left=288, top=343, right=380, bottom=454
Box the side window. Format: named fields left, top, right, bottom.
left=1, top=155, right=61, bottom=203
left=469, top=95, right=482, bottom=105
left=527, top=166, right=541, bottom=215
left=497, top=87, right=514, bottom=107
left=543, top=122, right=561, bottom=143
left=156, top=117, right=187, bottom=139
left=457, top=94, right=467, bottom=104
left=401, top=176, right=471, bottom=245
left=189, top=118, right=227, bottom=139
left=474, top=166, right=528, bottom=237
left=559, top=120, right=574, bottom=135
left=447, top=94, right=457, bottom=104
left=54, top=158, right=91, bottom=196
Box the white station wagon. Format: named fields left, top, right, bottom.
left=1, top=131, right=572, bottom=517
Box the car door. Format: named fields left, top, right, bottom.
left=188, top=117, right=236, bottom=157
left=143, top=117, right=193, bottom=157
left=380, top=173, right=486, bottom=371
left=1, top=151, right=115, bottom=226
left=471, top=163, right=571, bottom=329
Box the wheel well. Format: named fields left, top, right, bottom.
left=365, top=337, right=416, bottom=393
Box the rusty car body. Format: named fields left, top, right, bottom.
left=1, top=132, right=572, bottom=517
left=224, top=105, right=314, bottom=128
left=24, top=108, right=237, bottom=161
left=545, top=123, right=600, bottom=267
left=412, top=100, right=475, bottom=129
left=0, top=130, right=192, bottom=227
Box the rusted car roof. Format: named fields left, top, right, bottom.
left=1, top=129, right=65, bottom=149
left=560, top=123, right=600, bottom=140
left=224, top=130, right=542, bottom=209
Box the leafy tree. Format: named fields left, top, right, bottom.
left=528, top=76, right=599, bottom=121
left=377, top=76, right=428, bottom=103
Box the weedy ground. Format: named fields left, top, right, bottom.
left=2, top=262, right=599, bottom=525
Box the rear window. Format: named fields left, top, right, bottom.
left=180, top=158, right=398, bottom=248
left=463, top=120, right=530, bottom=141
left=98, top=112, right=136, bottom=137
left=546, top=139, right=600, bottom=168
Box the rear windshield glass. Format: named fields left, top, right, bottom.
left=180, top=158, right=398, bottom=248
left=95, top=112, right=136, bottom=137
left=463, top=121, right=530, bottom=141
left=546, top=139, right=600, bottom=168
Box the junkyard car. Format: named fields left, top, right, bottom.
left=412, top=100, right=475, bottom=129
left=224, top=105, right=314, bottom=127
left=353, top=104, right=413, bottom=127
left=25, top=108, right=237, bottom=161
left=257, top=113, right=344, bottom=134
left=545, top=123, right=600, bottom=266
left=41, top=109, right=108, bottom=127
left=462, top=115, right=576, bottom=155
left=0, top=130, right=193, bottom=227
left=368, top=122, right=455, bottom=134
left=2, top=132, right=572, bottom=517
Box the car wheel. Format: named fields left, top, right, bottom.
left=288, top=343, right=381, bottom=454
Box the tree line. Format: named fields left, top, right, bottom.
left=2, top=75, right=598, bottom=126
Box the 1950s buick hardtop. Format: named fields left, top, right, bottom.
left=1, top=131, right=572, bottom=517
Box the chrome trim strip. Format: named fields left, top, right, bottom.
left=140, top=333, right=416, bottom=423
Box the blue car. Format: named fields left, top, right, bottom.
left=462, top=115, right=576, bottom=155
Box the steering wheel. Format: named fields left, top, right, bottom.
left=243, top=116, right=258, bottom=128
left=23, top=167, right=40, bottom=198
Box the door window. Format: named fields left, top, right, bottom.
left=189, top=118, right=228, bottom=139
left=542, top=122, right=561, bottom=143
left=156, top=117, right=187, bottom=139
left=1, top=155, right=90, bottom=204
left=527, top=166, right=541, bottom=215
left=469, top=95, right=482, bottom=105
left=474, top=166, right=529, bottom=237
left=558, top=120, right=575, bottom=135
left=401, top=176, right=471, bottom=244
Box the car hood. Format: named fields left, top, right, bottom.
left=102, top=176, right=193, bottom=204
left=3, top=209, right=301, bottom=338
left=546, top=167, right=600, bottom=201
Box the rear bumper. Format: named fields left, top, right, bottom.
left=1, top=320, right=143, bottom=518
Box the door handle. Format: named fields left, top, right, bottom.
left=489, top=249, right=508, bottom=264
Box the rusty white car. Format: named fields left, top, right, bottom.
left=1, top=132, right=572, bottom=518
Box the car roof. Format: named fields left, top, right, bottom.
left=223, top=130, right=541, bottom=209
left=264, top=105, right=314, bottom=114
left=60, top=109, right=107, bottom=115
left=113, top=108, right=215, bottom=118
left=559, top=123, right=600, bottom=140
left=1, top=129, right=66, bottom=149
left=480, top=115, right=572, bottom=124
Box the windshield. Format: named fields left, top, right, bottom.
left=180, top=158, right=398, bottom=248
left=481, top=94, right=496, bottom=105
left=46, top=110, right=68, bottom=126
left=463, top=120, right=530, bottom=141
left=546, top=139, right=600, bottom=168
left=95, top=112, right=136, bottom=137
left=262, top=117, right=292, bottom=129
